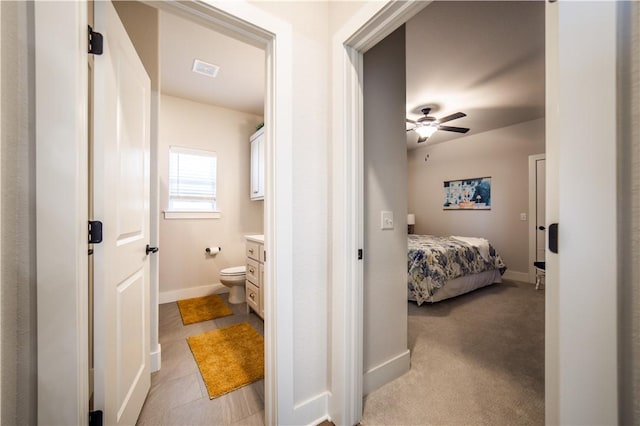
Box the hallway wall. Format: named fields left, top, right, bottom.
left=0, top=1, right=37, bottom=424
left=250, top=2, right=331, bottom=414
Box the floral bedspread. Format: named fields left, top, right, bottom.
left=408, top=235, right=506, bottom=305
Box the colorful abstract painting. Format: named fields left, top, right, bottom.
left=443, top=177, right=491, bottom=210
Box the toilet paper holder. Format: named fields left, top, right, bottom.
left=205, top=246, right=222, bottom=255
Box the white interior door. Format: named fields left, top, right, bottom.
left=92, top=1, right=151, bottom=424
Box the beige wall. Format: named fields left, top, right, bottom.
left=0, top=1, right=37, bottom=424
left=249, top=1, right=332, bottom=407
left=408, top=118, right=545, bottom=275
left=113, top=1, right=159, bottom=90
left=158, top=94, right=263, bottom=296
left=363, top=25, right=409, bottom=392
left=328, top=1, right=369, bottom=34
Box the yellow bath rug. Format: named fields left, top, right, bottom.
left=187, top=322, right=264, bottom=399
left=176, top=294, right=233, bottom=325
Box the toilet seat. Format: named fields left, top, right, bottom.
left=220, top=266, right=246, bottom=276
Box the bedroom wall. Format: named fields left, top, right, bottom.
left=620, top=1, right=640, bottom=423
left=158, top=94, right=264, bottom=301
left=407, top=118, right=545, bottom=277
left=362, top=25, right=410, bottom=394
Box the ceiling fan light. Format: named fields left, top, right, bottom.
left=415, top=124, right=439, bottom=139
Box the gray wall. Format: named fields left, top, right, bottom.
left=619, top=1, right=640, bottom=423
left=363, top=26, right=409, bottom=390
left=1, top=1, right=37, bottom=424
left=407, top=118, right=545, bottom=275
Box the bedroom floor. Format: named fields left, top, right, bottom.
left=360, top=279, right=545, bottom=425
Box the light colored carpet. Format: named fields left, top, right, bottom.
left=361, top=280, right=545, bottom=425
left=187, top=322, right=264, bottom=399
left=177, top=294, right=233, bottom=325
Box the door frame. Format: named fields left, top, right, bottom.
left=528, top=153, right=545, bottom=284
left=0, top=3, right=3, bottom=420
left=329, top=2, right=429, bottom=424
left=34, top=1, right=292, bottom=424
left=332, top=1, right=620, bottom=425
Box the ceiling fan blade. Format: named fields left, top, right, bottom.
left=438, top=112, right=466, bottom=124
left=438, top=125, right=470, bottom=133
left=417, top=135, right=428, bottom=143
left=406, top=118, right=416, bottom=124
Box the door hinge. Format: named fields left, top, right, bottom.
left=358, top=249, right=363, bottom=260
left=88, top=26, right=103, bottom=55
left=88, top=221, right=103, bottom=244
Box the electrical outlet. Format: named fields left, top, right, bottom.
left=381, top=211, right=394, bottom=230
left=520, top=213, right=527, bottom=221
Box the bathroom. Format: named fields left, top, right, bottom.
left=158, top=96, right=264, bottom=305
left=138, top=6, right=268, bottom=423
left=157, top=11, right=265, bottom=306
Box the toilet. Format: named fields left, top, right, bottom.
left=220, top=266, right=246, bottom=304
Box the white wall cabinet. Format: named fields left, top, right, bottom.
left=250, top=127, right=264, bottom=200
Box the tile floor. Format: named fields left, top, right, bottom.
left=136, top=294, right=265, bottom=426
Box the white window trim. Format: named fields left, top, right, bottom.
left=163, top=210, right=221, bottom=220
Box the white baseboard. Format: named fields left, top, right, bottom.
left=363, top=349, right=410, bottom=395
left=502, top=270, right=531, bottom=283
left=159, top=283, right=229, bottom=304
left=291, top=391, right=329, bottom=426
left=306, top=415, right=331, bottom=426
left=150, top=344, right=161, bottom=373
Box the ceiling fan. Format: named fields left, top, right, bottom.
left=406, top=107, right=470, bottom=142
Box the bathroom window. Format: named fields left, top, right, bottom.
left=165, top=146, right=220, bottom=219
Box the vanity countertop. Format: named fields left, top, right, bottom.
left=245, top=234, right=264, bottom=244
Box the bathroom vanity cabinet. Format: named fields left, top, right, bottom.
left=245, top=235, right=264, bottom=319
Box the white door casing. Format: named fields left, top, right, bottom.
left=536, top=159, right=546, bottom=262
left=35, top=1, right=90, bottom=423
left=92, top=1, right=151, bottom=424
left=550, top=2, right=618, bottom=423
left=528, top=154, right=546, bottom=283
left=329, top=2, right=430, bottom=424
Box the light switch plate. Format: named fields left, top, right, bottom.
left=381, top=211, right=394, bottom=230
left=520, top=212, right=527, bottom=221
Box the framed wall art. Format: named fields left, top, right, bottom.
left=443, top=177, right=491, bottom=210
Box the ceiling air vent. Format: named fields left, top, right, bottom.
left=191, top=59, right=220, bottom=78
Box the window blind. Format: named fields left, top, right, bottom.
left=168, top=147, right=217, bottom=211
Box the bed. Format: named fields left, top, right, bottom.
left=408, top=235, right=506, bottom=304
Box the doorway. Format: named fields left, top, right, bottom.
left=331, top=1, right=620, bottom=425
left=34, top=1, right=294, bottom=424
left=103, top=2, right=270, bottom=423
left=360, top=2, right=546, bottom=422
